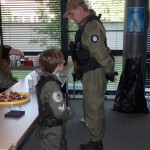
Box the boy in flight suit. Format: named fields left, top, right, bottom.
left=36, top=49, right=71, bottom=150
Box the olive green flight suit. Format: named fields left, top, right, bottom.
left=78, top=14, right=115, bottom=141
left=38, top=72, right=70, bottom=150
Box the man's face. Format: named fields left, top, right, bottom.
left=68, top=6, right=83, bottom=24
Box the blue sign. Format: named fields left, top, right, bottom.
left=127, top=7, right=145, bottom=33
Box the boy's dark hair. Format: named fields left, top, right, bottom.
left=39, top=49, right=64, bottom=73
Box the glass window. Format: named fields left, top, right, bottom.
left=1, top=0, right=61, bottom=52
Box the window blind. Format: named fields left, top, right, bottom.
left=1, top=0, right=61, bottom=52
left=145, top=28, right=150, bottom=89
left=145, top=5, right=150, bottom=91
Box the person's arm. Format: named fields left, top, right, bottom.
left=45, top=81, right=71, bottom=120
left=2, top=45, right=24, bottom=59
left=9, top=48, right=24, bottom=57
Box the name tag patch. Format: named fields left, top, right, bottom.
left=57, top=102, right=66, bottom=112
left=91, top=35, right=99, bottom=43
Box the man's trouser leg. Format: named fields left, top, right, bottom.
left=82, top=69, right=107, bottom=141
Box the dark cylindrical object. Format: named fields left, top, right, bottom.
left=123, top=0, right=149, bottom=84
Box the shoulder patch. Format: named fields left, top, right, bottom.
left=91, top=35, right=99, bottom=43
left=52, top=91, right=63, bottom=102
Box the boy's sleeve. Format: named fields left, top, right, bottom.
left=46, top=82, right=71, bottom=120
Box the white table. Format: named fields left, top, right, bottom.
left=0, top=143, right=13, bottom=150
left=0, top=61, right=73, bottom=150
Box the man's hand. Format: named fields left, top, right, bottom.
left=72, top=71, right=81, bottom=82
left=105, top=71, right=118, bottom=82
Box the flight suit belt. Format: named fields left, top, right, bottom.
left=78, top=60, right=101, bottom=74
left=40, top=119, right=62, bottom=128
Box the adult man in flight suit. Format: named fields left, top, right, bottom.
left=64, top=0, right=116, bottom=150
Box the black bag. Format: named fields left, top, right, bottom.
left=113, top=57, right=149, bottom=113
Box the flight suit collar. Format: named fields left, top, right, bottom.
left=42, top=71, right=58, bottom=81
left=78, top=13, right=95, bottom=28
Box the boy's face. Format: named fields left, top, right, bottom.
left=58, top=63, right=64, bottom=72
left=59, top=60, right=65, bottom=71
left=54, top=60, right=65, bottom=74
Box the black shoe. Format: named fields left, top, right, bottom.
left=80, top=141, right=103, bottom=150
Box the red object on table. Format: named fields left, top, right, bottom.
left=24, top=60, right=33, bottom=66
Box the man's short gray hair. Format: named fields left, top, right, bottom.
left=80, top=3, right=89, bottom=11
